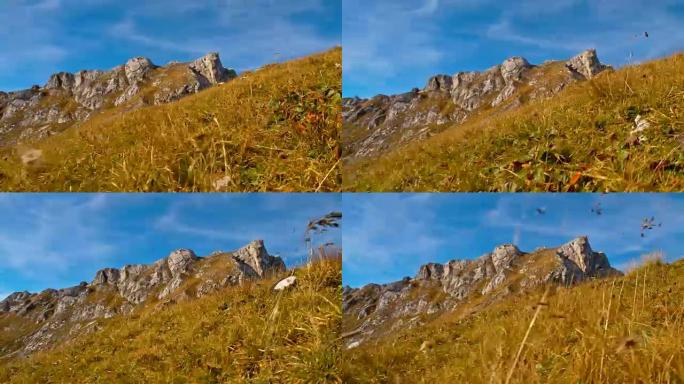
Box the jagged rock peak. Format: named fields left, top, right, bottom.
left=343, top=237, right=623, bottom=348
left=425, top=74, right=453, bottom=92
left=415, top=243, right=522, bottom=281
left=424, top=56, right=532, bottom=92
left=45, top=72, right=76, bottom=90
left=92, top=268, right=120, bottom=286
left=490, top=243, right=522, bottom=272
left=124, top=57, right=157, bottom=83
left=411, top=236, right=621, bottom=285
left=565, top=49, right=610, bottom=79
left=500, top=56, right=532, bottom=83
left=232, top=240, right=286, bottom=277
left=189, top=52, right=237, bottom=85
left=0, top=240, right=290, bottom=356
left=91, top=248, right=199, bottom=286
left=167, top=249, right=199, bottom=276
left=556, top=236, right=614, bottom=275
left=41, top=52, right=233, bottom=92
left=416, top=262, right=444, bottom=280
left=0, top=291, right=32, bottom=312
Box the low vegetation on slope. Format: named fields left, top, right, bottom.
left=345, top=53, right=684, bottom=192
left=0, top=257, right=342, bottom=383
left=342, top=257, right=684, bottom=383
left=0, top=48, right=341, bottom=192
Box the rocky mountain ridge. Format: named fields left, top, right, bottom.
left=0, top=52, right=236, bottom=146
left=0, top=240, right=284, bottom=357
left=342, top=236, right=621, bottom=348
left=343, top=49, right=611, bottom=160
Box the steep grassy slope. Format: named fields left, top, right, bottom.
left=0, top=257, right=342, bottom=383
left=342, top=258, right=684, bottom=383
left=345, top=53, right=684, bottom=192
left=0, top=48, right=341, bottom=192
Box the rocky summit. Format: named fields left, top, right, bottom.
left=0, top=52, right=236, bottom=146
left=0, top=240, right=284, bottom=357
left=342, top=236, right=621, bottom=348
left=342, top=49, right=612, bottom=160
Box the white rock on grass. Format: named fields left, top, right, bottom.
left=632, top=115, right=651, bottom=134
left=20, top=149, right=42, bottom=165
left=346, top=341, right=361, bottom=350
left=213, top=175, right=232, bottom=191
left=274, top=276, right=297, bottom=291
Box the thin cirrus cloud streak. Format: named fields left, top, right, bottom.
left=0, top=195, right=119, bottom=287
left=343, top=0, right=447, bottom=94
left=0, top=194, right=341, bottom=297
left=0, top=0, right=340, bottom=91
left=343, top=194, right=684, bottom=288
left=485, top=194, right=684, bottom=261
left=343, top=0, right=684, bottom=97
left=342, top=195, right=444, bottom=268
left=151, top=195, right=342, bottom=263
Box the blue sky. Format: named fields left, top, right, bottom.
left=0, top=193, right=341, bottom=300
left=0, top=0, right=340, bottom=91
left=343, top=0, right=684, bottom=97
left=343, top=193, right=684, bottom=287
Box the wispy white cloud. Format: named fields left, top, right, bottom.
left=413, top=0, right=441, bottom=16
left=0, top=194, right=340, bottom=293
left=485, top=19, right=594, bottom=53
left=486, top=1, right=684, bottom=64
left=344, top=194, right=684, bottom=286
left=343, top=0, right=447, bottom=89
left=480, top=194, right=684, bottom=273
left=25, top=0, right=62, bottom=11
left=108, top=0, right=339, bottom=69
left=0, top=194, right=117, bottom=280
left=153, top=201, right=258, bottom=244
left=107, top=18, right=208, bottom=56
left=0, top=2, right=69, bottom=87
left=0, top=0, right=339, bottom=89
left=344, top=0, right=684, bottom=96
left=153, top=195, right=341, bottom=265
left=343, top=194, right=455, bottom=283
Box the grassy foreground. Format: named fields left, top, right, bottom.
left=0, top=48, right=341, bottom=192
left=342, top=258, right=684, bottom=383
left=345, top=53, right=684, bottom=192
left=0, top=257, right=342, bottom=384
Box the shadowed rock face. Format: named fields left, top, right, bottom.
left=0, top=52, right=237, bottom=146
left=342, top=49, right=611, bottom=160
left=0, top=240, right=285, bottom=357
left=342, top=237, right=621, bottom=348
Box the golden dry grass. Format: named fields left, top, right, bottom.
left=344, top=52, right=684, bottom=192
left=341, top=258, right=684, bottom=383
left=0, top=48, right=341, bottom=192
left=0, top=257, right=342, bottom=384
